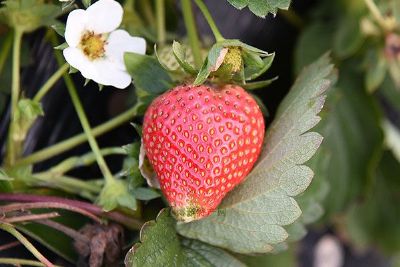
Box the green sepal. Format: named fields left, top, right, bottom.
left=54, top=42, right=68, bottom=50
left=97, top=179, right=137, bottom=211
left=51, top=22, right=65, bottom=37
left=172, top=41, right=197, bottom=75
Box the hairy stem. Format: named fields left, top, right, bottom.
left=181, top=0, right=202, bottom=68
left=33, top=63, right=69, bottom=102
left=6, top=29, right=23, bottom=166
left=1, top=202, right=101, bottom=223
left=0, top=194, right=143, bottom=230
left=4, top=212, right=60, bottom=223
left=156, top=0, right=166, bottom=45
left=15, top=105, right=138, bottom=166
left=0, top=223, right=55, bottom=267
left=64, top=77, right=116, bottom=185
left=193, top=0, right=224, bottom=42
left=38, top=147, right=126, bottom=176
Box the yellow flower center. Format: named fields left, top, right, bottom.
left=79, top=31, right=106, bottom=60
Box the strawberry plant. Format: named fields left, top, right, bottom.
left=0, top=0, right=397, bottom=266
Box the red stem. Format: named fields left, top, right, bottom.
left=0, top=193, right=143, bottom=229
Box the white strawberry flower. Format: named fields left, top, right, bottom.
left=63, top=0, right=145, bottom=89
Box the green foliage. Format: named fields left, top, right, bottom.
left=240, top=246, right=297, bottom=266
left=121, top=142, right=162, bottom=201
left=125, top=209, right=245, bottom=267
left=14, top=99, right=44, bottom=141
left=226, top=0, right=291, bottom=17
left=318, top=65, right=383, bottom=218
left=97, top=179, right=137, bottom=211
left=194, top=39, right=274, bottom=86
left=124, top=53, right=173, bottom=94
left=176, top=54, right=336, bottom=254
left=0, top=0, right=61, bottom=32
left=172, top=41, right=197, bottom=74
left=333, top=15, right=364, bottom=59
left=346, top=151, right=400, bottom=254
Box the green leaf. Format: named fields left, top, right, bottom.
left=243, top=51, right=274, bottom=81
left=177, top=54, right=337, bottom=254
left=227, top=0, right=291, bottom=17
left=194, top=44, right=225, bottom=85
left=82, top=0, right=91, bottom=8
left=0, top=169, right=13, bottom=181
left=295, top=23, right=334, bottom=73
left=319, top=63, right=383, bottom=218
left=194, top=40, right=273, bottom=85
left=172, top=41, right=197, bottom=74
left=240, top=246, right=297, bottom=266
left=125, top=209, right=245, bottom=267
left=124, top=53, right=173, bottom=94
left=296, top=147, right=330, bottom=225
left=0, top=0, right=61, bottom=32
left=333, top=15, right=365, bottom=59
left=51, top=22, right=66, bottom=37
left=97, top=179, right=137, bottom=211
left=8, top=99, right=44, bottom=159
left=133, top=187, right=161, bottom=201
left=365, top=49, right=387, bottom=93
left=345, top=151, right=400, bottom=254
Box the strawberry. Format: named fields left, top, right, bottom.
left=143, top=84, right=265, bottom=222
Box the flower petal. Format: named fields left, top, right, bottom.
left=105, top=29, right=146, bottom=70
left=65, top=9, right=88, bottom=47
left=86, top=0, right=123, bottom=33
left=63, top=47, right=99, bottom=82
left=92, top=60, right=132, bottom=89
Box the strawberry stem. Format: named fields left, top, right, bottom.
left=156, top=0, right=166, bottom=45
left=193, top=0, right=224, bottom=42
left=33, top=63, right=69, bottom=102
left=5, top=29, right=23, bottom=166
left=181, top=0, right=203, bottom=68
left=0, top=223, right=55, bottom=267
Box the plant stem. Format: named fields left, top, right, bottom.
left=31, top=175, right=102, bottom=198
left=1, top=202, right=102, bottom=223
left=6, top=29, right=23, bottom=166
left=15, top=105, right=138, bottom=166
left=0, top=194, right=143, bottom=229
left=63, top=75, right=116, bottom=185
left=4, top=212, right=60, bottom=223
left=0, top=258, right=62, bottom=267
left=37, top=147, right=126, bottom=177
left=156, top=0, right=166, bottom=45
left=0, top=223, right=55, bottom=267
left=140, top=0, right=156, bottom=27
left=181, top=0, right=202, bottom=68
left=0, top=241, right=20, bottom=251
left=36, top=220, right=89, bottom=244
left=33, top=63, right=69, bottom=102
left=364, top=0, right=390, bottom=31
left=193, top=0, right=224, bottom=42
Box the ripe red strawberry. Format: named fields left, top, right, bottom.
left=143, top=84, right=265, bottom=222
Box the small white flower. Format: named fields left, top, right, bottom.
left=63, top=0, right=146, bottom=89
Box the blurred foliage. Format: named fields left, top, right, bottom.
left=294, top=0, right=400, bottom=259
